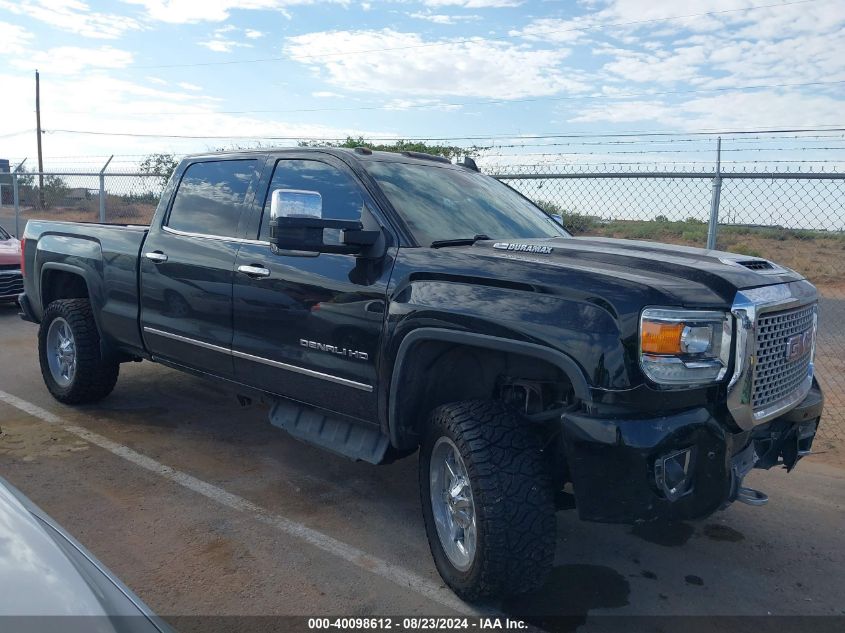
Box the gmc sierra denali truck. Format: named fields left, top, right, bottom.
left=19, top=148, right=823, bottom=600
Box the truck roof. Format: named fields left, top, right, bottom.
left=183, top=147, right=463, bottom=169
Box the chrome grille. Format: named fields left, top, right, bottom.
left=753, top=303, right=816, bottom=410
left=0, top=271, right=23, bottom=298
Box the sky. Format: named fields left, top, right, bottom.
left=1, top=0, right=844, bottom=169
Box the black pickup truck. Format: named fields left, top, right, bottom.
left=19, top=148, right=823, bottom=600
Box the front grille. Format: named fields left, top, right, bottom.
left=0, top=264, right=20, bottom=271
left=752, top=303, right=816, bottom=410
left=0, top=272, right=23, bottom=298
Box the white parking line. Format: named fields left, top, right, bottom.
left=0, top=390, right=479, bottom=616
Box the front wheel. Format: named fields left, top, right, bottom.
left=419, top=400, right=556, bottom=601
left=38, top=299, right=119, bottom=404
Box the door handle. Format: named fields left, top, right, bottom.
left=237, top=264, right=271, bottom=278
left=144, top=251, right=168, bottom=263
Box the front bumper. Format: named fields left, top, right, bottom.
left=561, top=381, right=823, bottom=524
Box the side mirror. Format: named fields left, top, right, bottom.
left=270, top=189, right=324, bottom=221
left=268, top=188, right=382, bottom=256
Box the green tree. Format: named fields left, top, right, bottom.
left=297, top=136, right=488, bottom=160
left=139, top=153, right=179, bottom=189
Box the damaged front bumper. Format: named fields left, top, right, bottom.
left=560, top=380, right=824, bottom=524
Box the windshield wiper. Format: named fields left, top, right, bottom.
left=430, top=234, right=491, bottom=249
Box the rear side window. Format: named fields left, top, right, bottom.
left=259, top=159, right=364, bottom=241
left=168, top=160, right=257, bottom=238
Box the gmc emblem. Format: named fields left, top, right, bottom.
left=785, top=329, right=813, bottom=362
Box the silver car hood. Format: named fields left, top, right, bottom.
left=0, top=477, right=169, bottom=631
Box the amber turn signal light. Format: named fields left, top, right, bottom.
left=641, top=321, right=684, bottom=355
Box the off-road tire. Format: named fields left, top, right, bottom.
left=38, top=299, right=119, bottom=404
left=419, top=400, right=556, bottom=600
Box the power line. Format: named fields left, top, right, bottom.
left=0, top=129, right=33, bottom=139
left=134, top=0, right=823, bottom=70
left=43, top=125, right=845, bottom=142
left=42, top=79, right=845, bottom=117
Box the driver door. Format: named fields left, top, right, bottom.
left=231, top=155, right=395, bottom=422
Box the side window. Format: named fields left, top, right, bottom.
left=167, top=160, right=257, bottom=238
left=260, top=159, right=364, bottom=241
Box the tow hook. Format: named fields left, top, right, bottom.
left=736, top=486, right=769, bottom=506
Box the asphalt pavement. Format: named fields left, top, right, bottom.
left=0, top=304, right=843, bottom=633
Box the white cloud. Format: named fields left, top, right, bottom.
left=199, top=37, right=253, bottom=52
left=312, top=90, right=343, bottom=97
left=601, top=44, right=709, bottom=84
left=570, top=91, right=844, bottom=130
left=200, top=24, right=267, bottom=52
left=11, top=46, right=134, bottom=75
left=178, top=81, right=202, bottom=90
left=0, top=0, right=143, bottom=39
left=0, top=69, right=398, bottom=161
left=0, top=21, right=33, bottom=54
left=509, top=17, right=594, bottom=44
left=121, top=0, right=348, bottom=24
left=422, top=0, right=522, bottom=7
left=409, top=11, right=481, bottom=24
left=285, top=29, right=588, bottom=100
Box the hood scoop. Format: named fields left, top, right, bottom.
left=736, top=259, right=774, bottom=271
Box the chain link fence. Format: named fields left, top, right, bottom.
left=1, top=160, right=842, bottom=446
left=0, top=169, right=166, bottom=236
left=492, top=164, right=845, bottom=446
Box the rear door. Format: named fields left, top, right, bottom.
left=140, top=158, right=260, bottom=378
left=232, top=154, right=396, bottom=421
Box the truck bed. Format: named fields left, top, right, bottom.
left=21, top=220, right=149, bottom=356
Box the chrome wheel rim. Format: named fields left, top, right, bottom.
left=430, top=436, right=477, bottom=572
left=46, top=317, right=77, bottom=387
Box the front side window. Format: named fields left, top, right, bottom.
left=364, top=161, right=567, bottom=246
left=168, top=160, right=257, bottom=238
left=0, top=225, right=10, bottom=240
left=260, top=159, right=364, bottom=240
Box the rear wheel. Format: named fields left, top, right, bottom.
left=419, top=400, right=556, bottom=600
left=38, top=299, right=119, bottom=404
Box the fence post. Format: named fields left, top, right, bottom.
left=12, top=158, right=27, bottom=238
left=99, top=155, right=114, bottom=223
left=707, top=137, right=722, bottom=250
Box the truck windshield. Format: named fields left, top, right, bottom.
left=364, top=161, right=568, bottom=246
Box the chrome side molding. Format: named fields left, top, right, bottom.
left=142, top=326, right=373, bottom=392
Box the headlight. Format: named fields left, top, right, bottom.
left=639, top=308, right=732, bottom=386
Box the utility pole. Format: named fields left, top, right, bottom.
left=35, top=69, right=45, bottom=208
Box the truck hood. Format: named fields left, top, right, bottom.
left=471, top=236, right=803, bottom=303
left=0, top=237, right=20, bottom=266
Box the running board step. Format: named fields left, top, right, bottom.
left=269, top=400, right=389, bottom=464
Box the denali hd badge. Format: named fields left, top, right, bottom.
left=493, top=242, right=554, bottom=254
left=300, top=339, right=369, bottom=361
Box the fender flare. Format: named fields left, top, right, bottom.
left=39, top=261, right=112, bottom=359
left=387, top=327, right=591, bottom=449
